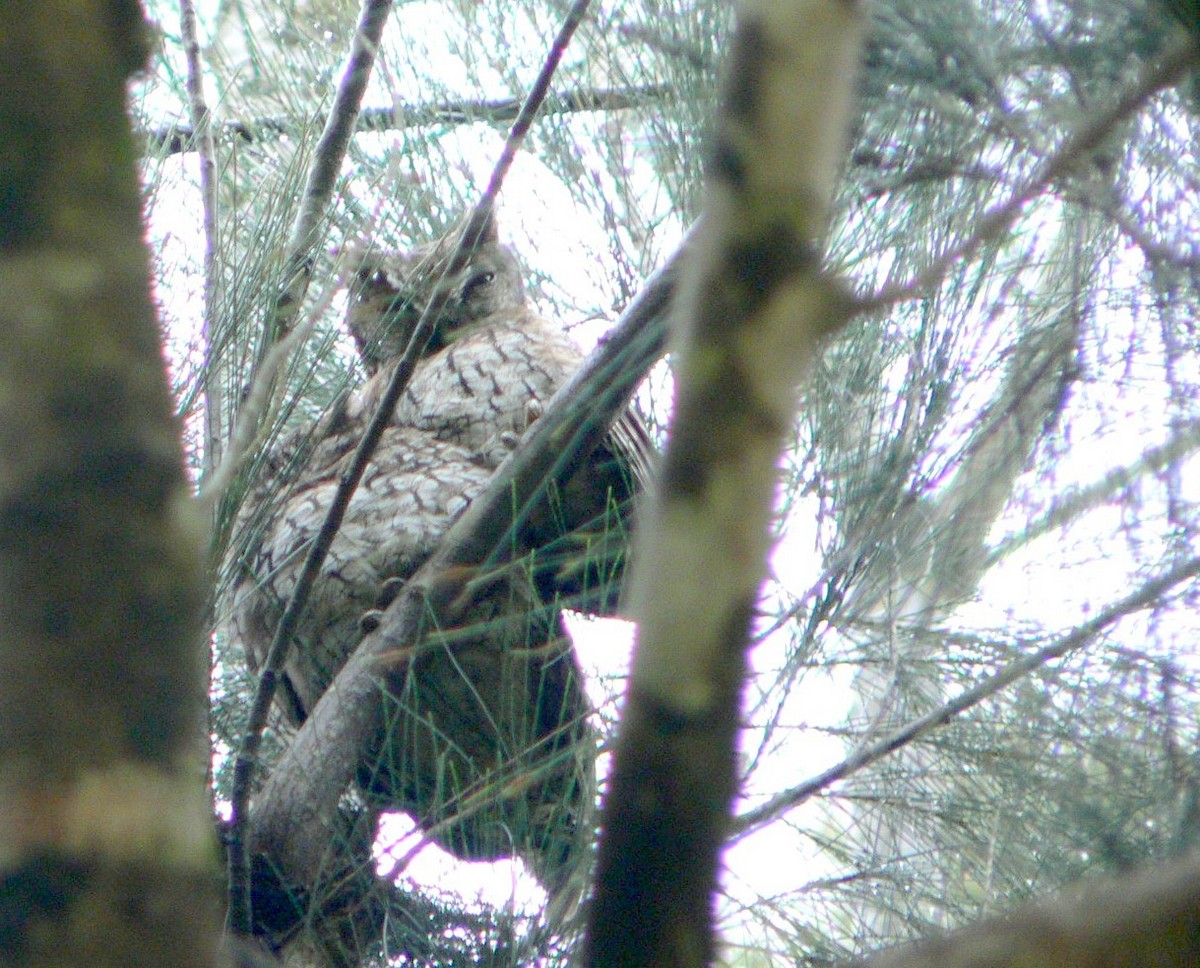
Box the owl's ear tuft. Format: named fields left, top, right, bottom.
left=333, top=240, right=376, bottom=285
left=476, top=205, right=500, bottom=245
left=450, top=203, right=500, bottom=255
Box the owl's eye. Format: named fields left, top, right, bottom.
left=357, top=269, right=389, bottom=298
left=461, top=270, right=495, bottom=302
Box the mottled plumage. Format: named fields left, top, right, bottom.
left=348, top=233, right=582, bottom=469
left=221, top=213, right=649, bottom=896
left=230, top=427, right=491, bottom=721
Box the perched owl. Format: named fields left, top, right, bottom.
left=221, top=211, right=649, bottom=897
left=347, top=213, right=653, bottom=594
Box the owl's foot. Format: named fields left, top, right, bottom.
left=494, top=400, right=545, bottom=454
left=524, top=398, right=544, bottom=428
left=377, top=575, right=408, bottom=606
left=358, top=576, right=408, bottom=634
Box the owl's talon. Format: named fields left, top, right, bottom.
left=360, top=609, right=384, bottom=634
left=377, top=575, right=407, bottom=605
left=524, top=399, right=544, bottom=428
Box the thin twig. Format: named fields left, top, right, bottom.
left=227, top=0, right=595, bottom=938
left=179, top=0, right=224, bottom=479
left=730, top=555, right=1200, bottom=840
left=856, top=40, right=1198, bottom=314
left=457, top=0, right=595, bottom=249
left=989, top=418, right=1200, bottom=566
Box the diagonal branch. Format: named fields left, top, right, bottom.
left=730, top=555, right=1200, bottom=840
left=200, top=0, right=396, bottom=517
left=851, top=847, right=1200, bottom=968
left=266, top=0, right=394, bottom=344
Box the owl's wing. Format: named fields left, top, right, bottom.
left=218, top=422, right=340, bottom=724
left=227, top=421, right=492, bottom=725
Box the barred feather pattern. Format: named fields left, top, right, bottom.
left=229, top=428, right=491, bottom=720
left=356, top=305, right=583, bottom=468
left=220, top=221, right=649, bottom=900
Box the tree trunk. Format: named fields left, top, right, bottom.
left=0, top=3, right=221, bottom=965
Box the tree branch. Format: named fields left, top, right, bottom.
left=179, top=0, right=225, bottom=479
left=141, top=83, right=673, bottom=156
left=0, top=1, right=218, bottom=962
left=585, top=1, right=866, bottom=963
left=852, top=848, right=1200, bottom=968
left=730, top=555, right=1200, bottom=840
left=201, top=0, right=397, bottom=519
left=265, top=0, right=394, bottom=345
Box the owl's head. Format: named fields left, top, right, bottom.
left=344, top=211, right=526, bottom=374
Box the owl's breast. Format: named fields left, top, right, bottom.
left=392, top=312, right=583, bottom=466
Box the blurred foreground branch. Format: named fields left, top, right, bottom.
left=585, top=1, right=866, bottom=963
left=0, top=1, right=219, bottom=964
left=857, top=848, right=1200, bottom=968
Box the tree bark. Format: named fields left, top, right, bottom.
left=0, top=2, right=220, bottom=965
left=855, top=849, right=1200, bottom=968
left=585, top=1, right=865, bottom=964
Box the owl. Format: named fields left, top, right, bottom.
left=347, top=213, right=653, bottom=598
left=346, top=215, right=576, bottom=466
left=221, top=212, right=649, bottom=898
